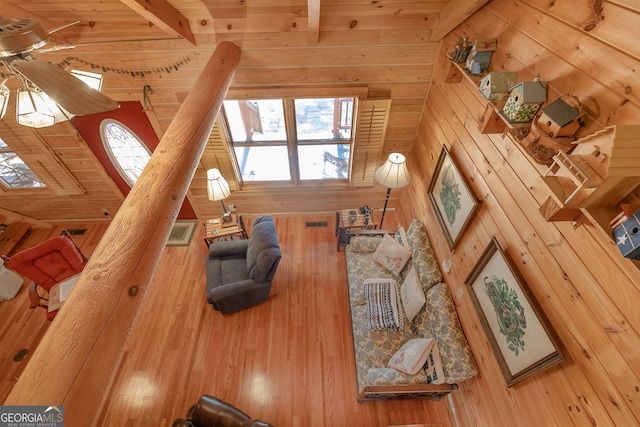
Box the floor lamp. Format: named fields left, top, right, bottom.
left=207, top=168, right=233, bottom=222
left=374, top=153, right=410, bottom=229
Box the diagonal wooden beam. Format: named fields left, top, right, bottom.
left=4, top=41, right=240, bottom=426
left=308, top=0, right=321, bottom=44
left=120, top=0, right=196, bottom=45
left=430, top=0, right=490, bottom=41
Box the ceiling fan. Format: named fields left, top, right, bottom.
left=0, top=16, right=119, bottom=118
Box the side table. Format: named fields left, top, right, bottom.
left=335, top=209, right=377, bottom=251
left=203, top=213, right=248, bottom=247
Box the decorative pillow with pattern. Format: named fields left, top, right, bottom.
left=394, top=225, right=409, bottom=248
left=400, top=266, right=426, bottom=323
left=372, top=233, right=412, bottom=276
left=388, top=338, right=436, bottom=375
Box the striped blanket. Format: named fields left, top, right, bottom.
left=364, top=279, right=404, bottom=331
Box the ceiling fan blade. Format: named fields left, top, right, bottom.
left=10, top=60, right=119, bottom=116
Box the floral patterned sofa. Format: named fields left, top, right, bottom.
left=345, top=219, right=478, bottom=401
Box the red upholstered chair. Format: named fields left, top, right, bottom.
left=3, top=230, right=87, bottom=321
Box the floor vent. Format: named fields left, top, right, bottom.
left=305, top=221, right=328, bottom=228
left=65, top=229, right=87, bottom=235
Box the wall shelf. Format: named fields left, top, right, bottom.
left=445, top=60, right=640, bottom=254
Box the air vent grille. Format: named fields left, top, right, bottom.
left=305, top=221, right=328, bottom=227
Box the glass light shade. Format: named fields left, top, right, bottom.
left=0, top=83, right=9, bottom=120
left=374, top=152, right=410, bottom=189
left=206, top=168, right=231, bottom=201
left=71, top=69, right=103, bottom=91
left=16, top=87, right=73, bottom=128
left=16, top=88, right=55, bottom=128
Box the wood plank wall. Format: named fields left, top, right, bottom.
left=0, top=0, right=446, bottom=222
left=397, top=1, right=640, bottom=426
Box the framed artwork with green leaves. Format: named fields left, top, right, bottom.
left=427, top=145, right=480, bottom=250
left=465, top=238, right=565, bottom=387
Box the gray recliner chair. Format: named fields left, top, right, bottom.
left=206, top=216, right=281, bottom=314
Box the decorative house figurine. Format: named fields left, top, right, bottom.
left=464, top=38, right=497, bottom=75
left=612, top=209, right=640, bottom=259
left=448, top=37, right=472, bottom=63
left=478, top=71, right=517, bottom=101
left=536, top=97, right=582, bottom=138
left=501, top=79, right=547, bottom=123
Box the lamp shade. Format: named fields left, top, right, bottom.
left=16, top=87, right=72, bottom=128
left=207, top=168, right=231, bottom=201
left=374, top=153, right=410, bottom=189
left=0, top=82, right=9, bottom=120
left=16, top=87, right=55, bottom=128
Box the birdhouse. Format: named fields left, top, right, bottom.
left=464, top=38, right=497, bottom=75
left=536, top=97, right=582, bottom=138
left=502, top=80, right=547, bottom=123
left=478, top=71, right=518, bottom=101
left=449, top=37, right=472, bottom=63
left=613, top=210, right=640, bottom=260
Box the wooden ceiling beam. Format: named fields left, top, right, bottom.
left=308, top=0, right=321, bottom=44
left=120, top=0, right=196, bottom=45
left=430, top=0, right=490, bottom=41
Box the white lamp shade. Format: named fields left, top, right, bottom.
left=16, top=88, right=55, bottom=128
left=16, top=87, right=73, bottom=128
left=374, top=152, right=410, bottom=189
left=207, top=168, right=231, bottom=201
left=0, top=83, right=9, bottom=120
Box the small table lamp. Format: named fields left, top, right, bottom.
left=207, top=168, right=232, bottom=222
left=374, top=153, right=411, bottom=228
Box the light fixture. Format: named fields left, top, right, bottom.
left=0, top=80, right=9, bottom=119
left=71, top=69, right=103, bottom=91
left=374, top=152, right=411, bottom=229
left=16, top=86, right=72, bottom=128
left=207, top=168, right=232, bottom=222
left=2, top=66, right=106, bottom=128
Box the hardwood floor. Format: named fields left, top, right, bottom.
left=0, top=215, right=455, bottom=427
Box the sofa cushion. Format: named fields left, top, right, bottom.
left=406, top=219, right=442, bottom=290
left=350, top=305, right=413, bottom=369
left=400, top=267, right=426, bottom=323
left=368, top=367, right=429, bottom=386
left=372, top=234, right=411, bottom=276
left=348, top=235, right=383, bottom=253
left=414, top=283, right=479, bottom=383
left=346, top=246, right=395, bottom=307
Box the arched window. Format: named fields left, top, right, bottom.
left=100, top=119, right=151, bottom=186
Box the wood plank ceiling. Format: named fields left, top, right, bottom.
left=0, top=0, right=486, bottom=222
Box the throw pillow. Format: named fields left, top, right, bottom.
left=394, top=225, right=409, bottom=248
left=372, top=233, right=412, bottom=276
left=387, top=338, right=434, bottom=375
left=400, top=267, right=426, bottom=323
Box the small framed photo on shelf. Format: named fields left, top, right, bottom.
left=427, top=145, right=480, bottom=250
left=464, top=238, right=564, bottom=386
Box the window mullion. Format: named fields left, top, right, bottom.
left=284, top=99, right=299, bottom=184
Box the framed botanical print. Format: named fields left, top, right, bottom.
left=465, top=238, right=565, bottom=386
left=427, top=145, right=480, bottom=250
